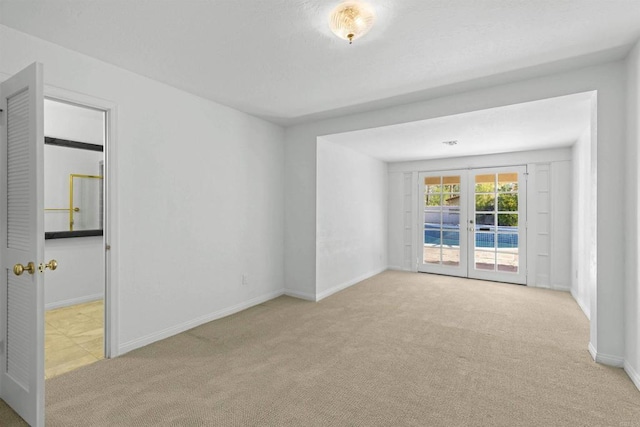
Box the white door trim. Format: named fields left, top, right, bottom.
left=44, top=86, right=120, bottom=358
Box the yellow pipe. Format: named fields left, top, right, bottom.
left=69, top=174, right=74, bottom=231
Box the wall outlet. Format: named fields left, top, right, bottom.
left=241, top=274, right=249, bottom=286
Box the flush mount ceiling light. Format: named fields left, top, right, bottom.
left=329, top=1, right=376, bottom=45
left=442, top=140, right=458, bottom=146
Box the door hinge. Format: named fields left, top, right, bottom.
left=105, top=244, right=111, bottom=250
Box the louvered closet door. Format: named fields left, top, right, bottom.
left=0, top=63, right=45, bottom=427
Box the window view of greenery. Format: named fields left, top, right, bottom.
left=425, top=178, right=460, bottom=207
left=475, top=182, right=518, bottom=226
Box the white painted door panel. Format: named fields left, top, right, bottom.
left=0, top=63, right=45, bottom=427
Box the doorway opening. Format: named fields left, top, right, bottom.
left=43, top=98, right=107, bottom=378
left=418, top=166, right=527, bottom=285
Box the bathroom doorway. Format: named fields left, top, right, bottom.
left=43, top=98, right=107, bottom=378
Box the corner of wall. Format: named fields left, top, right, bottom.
left=315, top=266, right=387, bottom=302
left=623, top=38, right=640, bottom=386
left=589, top=342, right=625, bottom=367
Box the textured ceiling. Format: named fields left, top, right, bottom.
left=321, top=93, right=592, bottom=162
left=0, top=0, right=638, bottom=124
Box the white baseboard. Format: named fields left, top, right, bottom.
left=530, top=283, right=571, bottom=293
left=316, top=266, right=387, bottom=302
left=588, top=342, right=625, bottom=367
left=530, top=283, right=551, bottom=289
left=283, top=289, right=316, bottom=301
left=597, top=352, right=625, bottom=367
left=570, top=289, right=590, bottom=320
left=118, top=288, right=285, bottom=355
left=588, top=342, right=596, bottom=361
left=624, top=361, right=640, bottom=392
left=45, top=293, right=103, bottom=311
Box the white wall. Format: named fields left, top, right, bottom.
left=43, top=99, right=105, bottom=308
left=387, top=172, right=406, bottom=271
left=44, top=237, right=104, bottom=309
left=625, top=40, right=640, bottom=389
left=550, top=160, right=572, bottom=291
left=571, top=127, right=595, bottom=319
left=0, top=24, right=285, bottom=354
left=316, top=139, right=387, bottom=300
left=386, top=148, right=573, bottom=291
left=285, top=60, right=626, bottom=365
left=45, top=98, right=104, bottom=145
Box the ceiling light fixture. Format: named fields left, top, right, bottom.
left=329, top=1, right=376, bottom=45
left=442, top=140, right=458, bottom=146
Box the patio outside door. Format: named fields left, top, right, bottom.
left=418, top=166, right=527, bottom=285
left=418, top=171, right=468, bottom=278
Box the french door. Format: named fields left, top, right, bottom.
left=0, top=63, right=46, bottom=426
left=418, top=166, right=527, bottom=285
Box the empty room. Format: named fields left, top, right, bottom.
left=1, top=0, right=640, bottom=426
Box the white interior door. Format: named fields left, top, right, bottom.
left=417, top=171, right=468, bottom=277
left=468, top=167, right=527, bottom=284
left=418, top=166, right=527, bottom=285
left=0, top=63, right=45, bottom=426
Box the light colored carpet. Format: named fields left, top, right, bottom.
left=1, top=271, right=639, bottom=426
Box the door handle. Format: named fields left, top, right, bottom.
left=38, top=259, right=58, bottom=273
left=13, top=262, right=35, bottom=276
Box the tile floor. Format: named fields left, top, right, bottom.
left=45, top=300, right=104, bottom=379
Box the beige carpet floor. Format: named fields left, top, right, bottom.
left=1, top=271, right=639, bottom=426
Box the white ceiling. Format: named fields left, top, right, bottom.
left=0, top=1, right=638, bottom=125
left=320, top=92, right=592, bottom=162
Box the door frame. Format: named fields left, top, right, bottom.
left=45, top=87, right=119, bottom=358
left=416, top=165, right=528, bottom=285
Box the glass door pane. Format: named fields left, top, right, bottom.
left=468, top=167, right=527, bottom=284
left=418, top=172, right=467, bottom=277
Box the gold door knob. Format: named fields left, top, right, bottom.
left=38, top=259, right=58, bottom=272
left=44, top=259, right=58, bottom=271
left=13, top=262, right=35, bottom=276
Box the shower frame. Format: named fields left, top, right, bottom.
left=68, top=173, right=103, bottom=231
